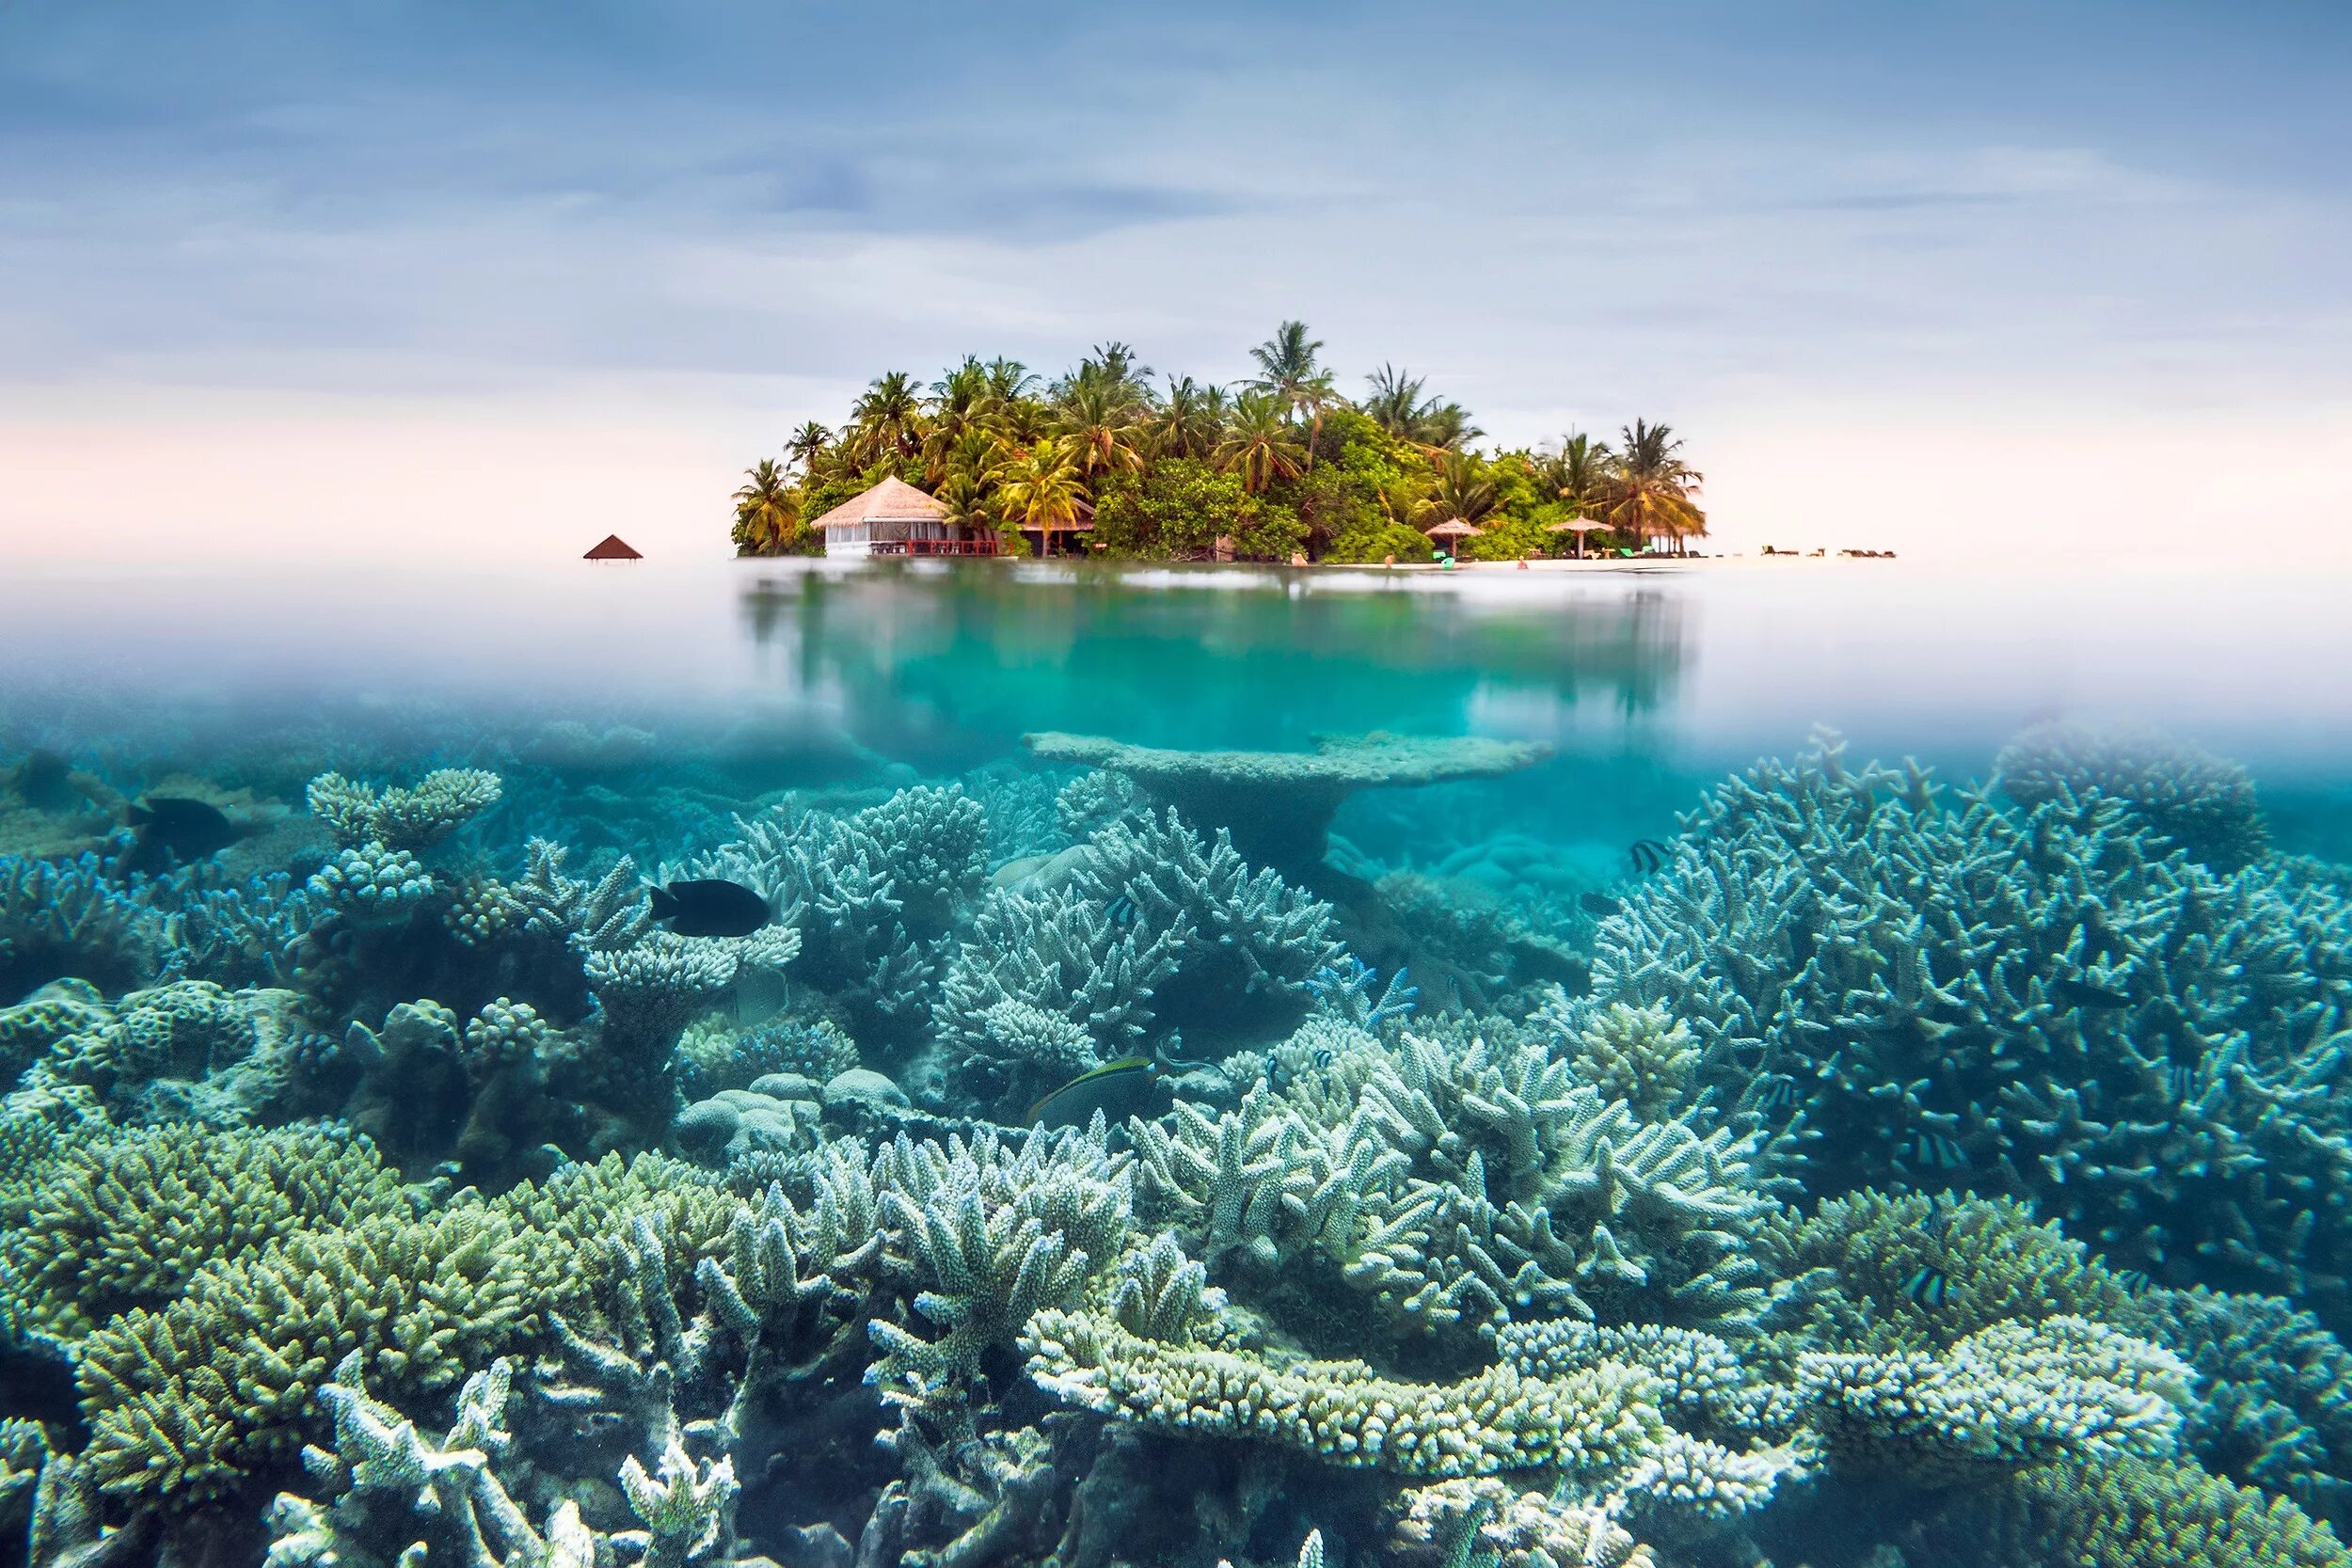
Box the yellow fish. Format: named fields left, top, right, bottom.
left=1026, top=1055, right=1161, bottom=1127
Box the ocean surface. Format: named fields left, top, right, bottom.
left=5, top=556, right=2351, bottom=1568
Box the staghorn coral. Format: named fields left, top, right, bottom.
left=1131, top=1024, right=1783, bottom=1345
left=71, top=1150, right=739, bottom=1511
left=2120, top=1285, right=2352, bottom=1528
left=1562, top=1001, right=1701, bottom=1124
left=0, top=851, right=173, bottom=999
left=1997, top=720, right=2270, bottom=869
left=509, top=837, right=655, bottom=952
left=307, top=769, right=503, bottom=852
left=938, top=809, right=1340, bottom=1111
left=1580, top=733, right=2352, bottom=1319
left=865, top=1124, right=1134, bottom=1418
left=1, top=1122, right=406, bottom=1337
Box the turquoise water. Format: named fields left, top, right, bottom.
left=4, top=558, right=2351, bottom=1567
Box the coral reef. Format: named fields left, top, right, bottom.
left=9, top=727, right=2352, bottom=1568
left=1022, top=731, right=1553, bottom=878
left=1997, top=719, right=2270, bottom=869
left=1579, top=733, right=2352, bottom=1320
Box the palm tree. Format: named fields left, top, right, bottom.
left=1214, top=392, right=1309, bottom=493
left=924, top=358, right=999, bottom=484
left=1414, top=402, right=1483, bottom=456
left=983, top=357, right=1041, bottom=404
left=1056, top=381, right=1147, bottom=480
left=993, top=438, right=1089, bottom=554
left=848, top=372, right=925, bottom=466
left=733, top=459, right=799, bottom=554
left=1417, top=453, right=1498, bottom=527
left=1143, top=376, right=1226, bottom=461
left=1602, top=420, right=1707, bottom=555
left=1246, top=321, right=1337, bottom=466
left=1362, top=364, right=1434, bottom=438
left=1536, top=431, right=1613, bottom=514
left=786, top=421, right=833, bottom=475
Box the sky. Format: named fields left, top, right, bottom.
left=2, top=0, right=2348, bottom=565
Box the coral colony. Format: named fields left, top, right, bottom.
left=6, top=721, right=2352, bottom=1568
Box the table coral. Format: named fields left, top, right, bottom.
left=1021, top=732, right=1552, bottom=877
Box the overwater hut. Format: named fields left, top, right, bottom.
left=813, top=476, right=994, bottom=558
left=583, top=534, right=643, bottom=561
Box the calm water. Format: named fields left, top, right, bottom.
left=5, top=557, right=2351, bottom=1567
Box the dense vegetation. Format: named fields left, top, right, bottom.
left=730, top=324, right=1706, bottom=562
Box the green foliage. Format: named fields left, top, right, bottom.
left=1092, top=460, right=1300, bottom=561
left=729, top=326, right=1703, bottom=562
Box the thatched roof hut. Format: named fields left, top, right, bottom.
left=583, top=534, right=643, bottom=561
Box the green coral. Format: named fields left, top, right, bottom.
left=1970, top=1455, right=2352, bottom=1568
left=1762, top=1188, right=2133, bottom=1350
left=3, top=1122, right=406, bottom=1337
left=72, top=1150, right=736, bottom=1510
left=1021, top=1305, right=1664, bottom=1478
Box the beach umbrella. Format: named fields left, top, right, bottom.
left=1425, top=517, right=1485, bottom=546
left=1545, top=518, right=1608, bottom=559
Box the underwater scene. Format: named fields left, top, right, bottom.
left=7, top=558, right=2352, bottom=1568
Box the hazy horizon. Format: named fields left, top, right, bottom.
left=5, top=1, right=2347, bottom=567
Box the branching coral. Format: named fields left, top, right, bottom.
left=1, top=851, right=173, bottom=999
left=2, top=1122, right=405, bottom=1337
left=1997, top=720, right=2270, bottom=870
left=1132, top=1024, right=1783, bottom=1345
left=1967, top=1455, right=2352, bottom=1568
left=307, top=769, right=503, bottom=852
left=1580, top=733, right=2352, bottom=1318
left=1022, top=1306, right=1665, bottom=1479
left=937, top=810, right=1340, bottom=1113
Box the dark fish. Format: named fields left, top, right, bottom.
left=647, top=879, right=771, bottom=938
left=126, top=796, right=243, bottom=862
left=2052, top=976, right=2133, bottom=1011
left=1027, top=1055, right=1161, bottom=1128
left=1752, top=1078, right=1803, bottom=1115
left=1901, top=1265, right=1951, bottom=1308
left=1901, top=1129, right=1969, bottom=1170
left=2113, top=1269, right=2153, bottom=1295
left=2165, top=1062, right=2197, bottom=1101
left=1311, top=1047, right=1334, bottom=1069
left=15, top=749, right=77, bottom=812
left=1628, top=839, right=1670, bottom=875
left=1105, top=895, right=1139, bottom=927
left=1580, top=892, right=1622, bottom=917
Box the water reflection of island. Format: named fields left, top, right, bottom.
left=734, top=563, right=1690, bottom=768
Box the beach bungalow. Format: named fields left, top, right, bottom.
left=812, top=476, right=996, bottom=558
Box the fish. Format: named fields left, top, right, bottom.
left=126, top=796, right=243, bottom=863
left=2165, top=1062, right=2197, bottom=1101
left=647, top=879, right=772, bottom=938
left=1579, top=892, right=1621, bottom=917
left=1026, top=1055, right=1163, bottom=1128
left=1752, top=1077, right=1803, bottom=1115
left=2113, top=1269, right=2153, bottom=1295
left=1311, top=1047, right=1334, bottom=1069
left=1901, top=1129, right=1969, bottom=1170
left=1901, top=1264, right=1951, bottom=1308
left=1104, top=894, right=1139, bottom=927
left=1628, top=839, right=1670, bottom=874
left=2052, top=976, right=2133, bottom=1011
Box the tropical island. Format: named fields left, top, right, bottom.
left=730, top=323, right=1705, bottom=562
